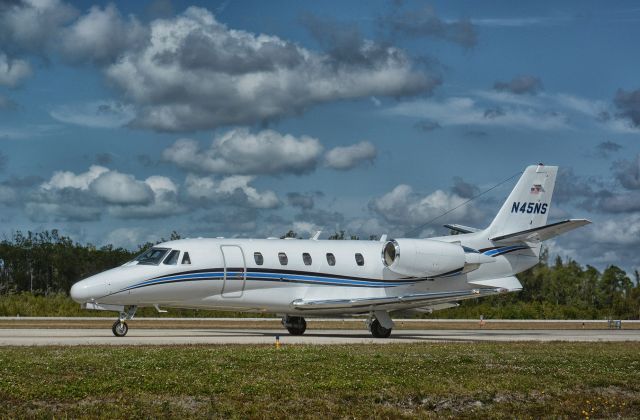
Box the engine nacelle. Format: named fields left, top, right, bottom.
left=382, top=238, right=466, bottom=278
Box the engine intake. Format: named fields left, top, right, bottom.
left=382, top=239, right=466, bottom=278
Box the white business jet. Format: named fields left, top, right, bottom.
left=71, top=164, right=590, bottom=338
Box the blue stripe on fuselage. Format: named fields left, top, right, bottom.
left=116, top=269, right=419, bottom=294
left=483, top=245, right=529, bottom=257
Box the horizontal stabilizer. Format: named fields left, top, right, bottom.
left=291, top=287, right=508, bottom=312
left=444, top=223, right=481, bottom=234
left=491, top=219, right=591, bottom=243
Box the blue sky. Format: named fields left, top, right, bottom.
left=0, top=0, right=639, bottom=272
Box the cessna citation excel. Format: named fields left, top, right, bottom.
left=71, top=164, right=590, bottom=338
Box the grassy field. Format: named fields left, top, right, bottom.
left=0, top=343, right=639, bottom=418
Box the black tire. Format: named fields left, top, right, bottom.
left=285, top=317, right=307, bottom=336
left=370, top=319, right=392, bottom=338
left=112, top=320, right=128, bottom=337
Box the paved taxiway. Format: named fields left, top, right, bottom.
left=1, top=328, right=639, bottom=346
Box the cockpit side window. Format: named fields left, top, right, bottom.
left=163, top=250, right=180, bottom=265
left=135, top=247, right=170, bottom=265
left=181, top=252, right=191, bottom=265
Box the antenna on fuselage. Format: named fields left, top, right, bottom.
left=311, top=231, right=322, bottom=240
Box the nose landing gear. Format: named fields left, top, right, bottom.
left=112, top=320, right=129, bottom=337
left=112, top=306, right=137, bottom=337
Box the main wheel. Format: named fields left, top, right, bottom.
left=112, top=320, right=128, bottom=337
left=369, top=319, right=392, bottom=338
left=285, top=317, right=307, bottom=335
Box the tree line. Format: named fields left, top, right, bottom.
left=0, top=230, right=638, bottom=319
left=430, top=249, right=640, bottom=320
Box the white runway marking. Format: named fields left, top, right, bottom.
left=0, top=328, right=639, bottom=346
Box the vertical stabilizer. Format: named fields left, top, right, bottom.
left=486, top=164, right=557, bottom=237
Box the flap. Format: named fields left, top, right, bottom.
left=468, top=276, right=523, bottom=292
left=290, top=287, right=507, bottom=312
left=490, top=219, right=591, bottom=243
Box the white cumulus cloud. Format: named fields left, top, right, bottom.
left=60, top=4, right=146, bottom=64
left=41, top=165, right=108, bottom=190
left=369, top=184, right=478, bottom=229
left=185, top=174, right=280, bottom=209
left=89, top=171, right=154, bottom=205
left=325, top=141, right=377, bottom=170
left=104, top=7, right=432, bottom=131
left=36, top=166, right=183, bottom=220
left=164, top=128, right=323, bottom=175
left=0, top=53, right=31, bottom=87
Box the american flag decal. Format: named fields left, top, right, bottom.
left=530, top=184, right=544, bottom=194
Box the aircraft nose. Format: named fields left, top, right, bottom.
left=70, top=276, right=106, bottom=303
left=70, top=279, right=89, bottom=303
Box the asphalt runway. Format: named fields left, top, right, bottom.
left=1, top=328, right=639, bottom=346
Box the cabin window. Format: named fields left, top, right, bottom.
left=278, top=252, right=288, bottom=265
left=302, top=253, right=312, bottom=266
left=355, top=253, right=365, bottom=266
left=135, top=247, right=169, bottom=265
left=163, top=250, right=180, bottom=265
left=326, top=253, right=336, bottom=266
left=181, top=252, right=191, bottom=264
left=254, top=252, right=264, bottom=265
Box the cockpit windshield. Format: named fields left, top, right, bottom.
left=134, top=247, right=170, bottom=265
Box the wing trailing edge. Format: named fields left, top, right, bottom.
left=290, top=287, right=507, bottom=312
left=468, top=276, right=523, bottom=292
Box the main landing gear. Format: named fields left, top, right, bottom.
left=369, top=319, right=392, bottom=338
left=282, top=315, right=307, bottom=335
left=112, top=306, right=137, bottom=337
left=368, top=311, right=394, bottom=338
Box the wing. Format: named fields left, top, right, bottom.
left=490, top=219, right=591, bottom=243
left=290, top=287, right=508, bottom=312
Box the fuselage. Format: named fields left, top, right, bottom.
left=70, top=232, right=539, bottom=316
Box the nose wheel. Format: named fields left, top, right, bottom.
left=112, top=320, right=129, bottom=337
left=111, top=306, right=137, bottom=337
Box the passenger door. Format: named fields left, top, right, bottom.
left=221, top=245, right=246, bottom=298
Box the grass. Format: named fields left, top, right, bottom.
left=0, top=343, right=639, bottom=418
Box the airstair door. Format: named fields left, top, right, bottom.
left=221, top=245, right=246, bottom=298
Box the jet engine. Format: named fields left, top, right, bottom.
left=381, top=239, right=467, bottom=278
